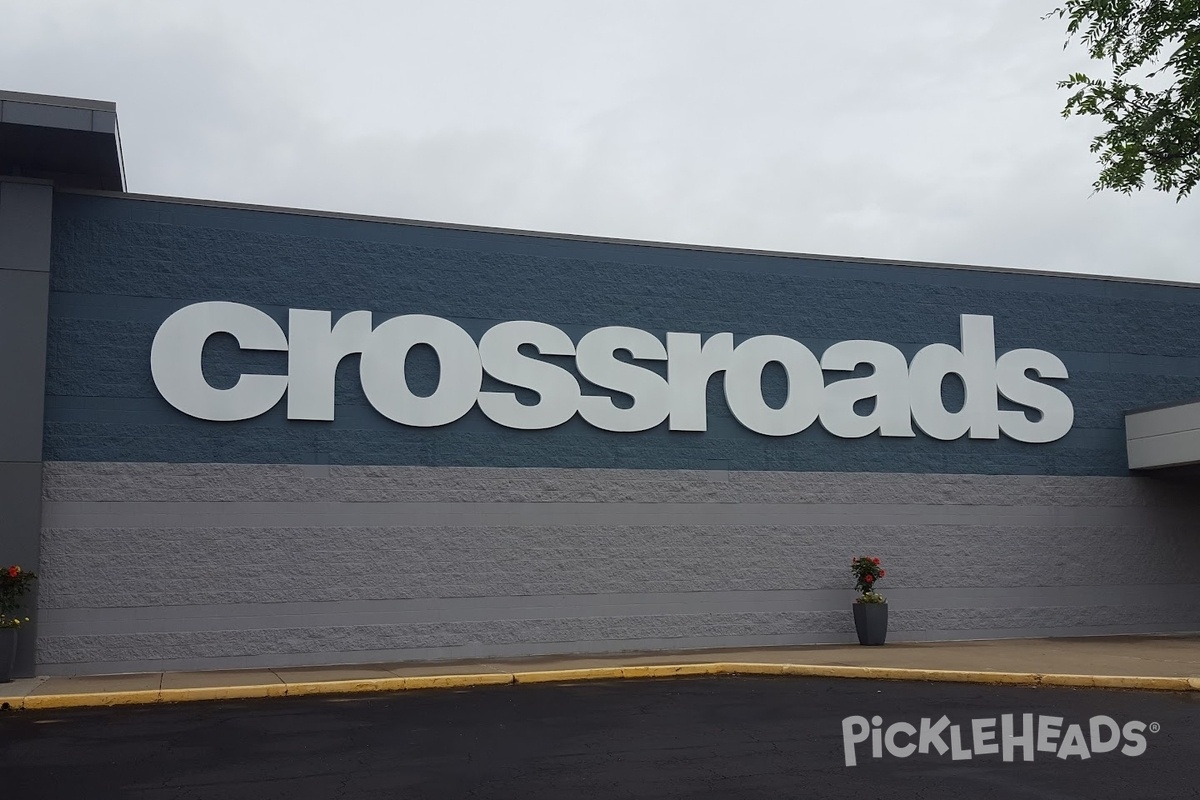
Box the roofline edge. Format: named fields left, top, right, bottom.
left=56, top=188, right=1200, bottom=290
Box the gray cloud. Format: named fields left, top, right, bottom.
left=2, top=0, right=1196, bottom=282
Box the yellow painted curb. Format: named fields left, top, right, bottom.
left=620, top=664, right=723, bottom=679
left=282, top=677, right=407, bottom=697
left=1037, top=673, right=1098, bottom=688
left=401, top=673, right=513, bottom=690
left=841, top=667, right=1041, bottom=686
left=718, top=663, right=1196, bottom=691
left=5, top=662, right=1196, bottom=710
left=1098, top=675, right=1194, bottom=692
left=512, top=667, right=626, bottom=684
left=721, top=663, right=1040, bottom=684
left=159, top=684, right=289, bottom=704
left=718, top=662, right=789, bottom=676
left=1040, top=673, right=1193, bottom=692
left=23, top=689, right=162, bottom=710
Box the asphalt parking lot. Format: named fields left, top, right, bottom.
left=2, top=675, right=1196, bottom=799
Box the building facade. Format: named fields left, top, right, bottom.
left=3, top=90, right=1199, bottom=678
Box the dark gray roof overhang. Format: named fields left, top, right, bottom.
left=0, top=90, right=125, bottom=190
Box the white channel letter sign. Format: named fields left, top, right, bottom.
left=150, top=302, right=1074, bottom=443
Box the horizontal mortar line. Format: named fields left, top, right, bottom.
left=38, top=492, right=1152, bottom=502
left=38, top=582, right=1198, bottom=615
left=35, top=584, right=1190, bottom=637
left=39, top=582, right=1189, bottom=603
left=38, top=462, right=1146, bottom=484
left=35, top=633, right=838, bottom=673
left=37, top=622, right=1200, bottom=674
left=37, top=607, right=847, bottom=636
left=38, top=501, right=1176, bottom=529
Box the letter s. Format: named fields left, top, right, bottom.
left=996, top=349, right=1073, bottom=443
left=1121, top=721, right=1147, bottom=757
left=478, top=321, right=580, bottom=429
left=576, top=326, right=670, bottom=432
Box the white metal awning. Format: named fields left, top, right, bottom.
left=1126, top=399, right=1200, bottom=470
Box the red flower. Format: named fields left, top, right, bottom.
left=864, top=574, right=874, bottom=583
left=6, top=566, right=18, bottom=578
left=872, top=558, right=880, bottom=565
left=880, top=569, right=886, bottom=577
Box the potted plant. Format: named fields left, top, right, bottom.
left=0, top=564, right=37, bottom=683
left=850, top=556, right=887, bottom=646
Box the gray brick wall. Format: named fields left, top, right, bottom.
left=43, top=192, right=1200, bottom=474
left=35, top=462, right=1200, bottom=675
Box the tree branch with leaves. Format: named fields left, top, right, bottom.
left=1052, top=0, right=1200, bottom=199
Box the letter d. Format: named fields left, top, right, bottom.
left=909, top=314, right=998, bottom=440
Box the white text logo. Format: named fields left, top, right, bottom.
left=150, top=302, right=1074, bottom=443
left=842, top=714, right=1155, bottom=766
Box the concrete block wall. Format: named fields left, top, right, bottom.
left=31, top=190, right=1200, bottom=674
left=35, top=464, right=1200, bottom=674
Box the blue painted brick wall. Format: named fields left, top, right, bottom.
left=42, top=192, right=1200, bottom=474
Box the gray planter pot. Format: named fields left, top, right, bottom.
left=0, top=627, right=16, bottom=683
left=853, top=602, right=888, bottom=646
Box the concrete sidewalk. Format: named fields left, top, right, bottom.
left=3, top=634, right=1199, bottom=710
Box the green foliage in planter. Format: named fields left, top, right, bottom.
left=850, top=556, right=887, bottom=603
left=0, top=565, right=37, bottom=629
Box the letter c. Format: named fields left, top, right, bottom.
left=885, top=722, right=918, bottom=758
left=151, top=301, right=289, bottom=421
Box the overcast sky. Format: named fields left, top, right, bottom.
left=3, top=0, right=1196, bottom=282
